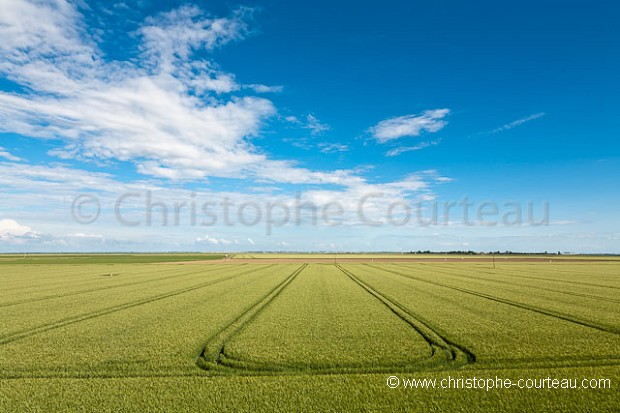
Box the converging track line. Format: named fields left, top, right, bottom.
left=365, top=264, right=620, bottom=336
left=396, top=263, right=620, bottom=305
left=196, top=264, right=307, bottom=371
left=0, top=265, right=247, bottom=308
left=336, top=265, right=475, bottom=367
left=0, top=265, right=275, bottom=345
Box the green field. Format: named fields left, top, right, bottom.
left=0, top=253, right=225, bottom=265
left=1, top=257, right=618, bottom=411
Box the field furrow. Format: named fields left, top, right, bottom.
left=1, top=257, right=619, bottom=413
left=422, top=263, right=620, bottom=290
left=336, top=265, right=475, bottom=366
left=0, top=265, right=274, bottom=344
left=371, top=264, right=620, bottom=334
left=217, top=264, right=436, bottom=373
left=0, top=264, right=193, bottom=299
left=0, top=265, right=298, bottom=377
left=197, top=264, right=307, bottom=372
left=0, top=265, right=245, bottom=307
left=408, top=264, right=620, bottom=304
left=345, top=264, right=620, bottom=367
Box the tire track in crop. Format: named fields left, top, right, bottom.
left=0, top=265, right=247, bottom=308
left=336, top=264, right=475, bottom=368
left=396, top=263, right=620, bottom=305
left=200, top=264, right=458, bottom=374
left=1, top=265, right=187, bottom=294
left=1, top=270, right=117, bottom=291
left=0, top=265, right=274, bottom=345
left=419, top=262, right=620, bottom=291
left=366, top=264, right=620, bottom=336
left=0, top=265, right=155, bottom=287
left=196, top=264, right=306, bottom=371
left=4, top=355, right=620, bottom=379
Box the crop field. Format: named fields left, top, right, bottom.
left=1, top=256, right=619, bottom=412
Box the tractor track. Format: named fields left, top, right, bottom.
left=196, top=264, right=306, bottom=371
left=3, top=263, right=620, bottom=379
left=197, top=264, right=477, bottom=375
left=336, top=264, right=475, bottom=367
left=3, top=355, right=620, bottom=380
left=366, top=264, right=620, bottom=336
left=0, top=265, right=274, bottom=345
left=396, top=263, right=620, bottom=305
left=419, top=262, right=620, bottom=291
left=0, top=265, right=246, bottom=308
left=0, top=265, right=172, bottom=288
left=1, top=265, right=189, bottom=294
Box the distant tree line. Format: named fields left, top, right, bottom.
left=408, top=250, right=564, bottom=255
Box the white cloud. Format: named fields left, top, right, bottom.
left=549, top=220, right=580, bottom=226
left=0, top=1, right=350, bottom=184
left=0, top=219, right=32, bottom=237
left=305, top=114, right=330, bottom=135
left=0, top=161, right=134, bottom=194
left=296, top=170, right=448, bottom=226
left=370, top=109, right=449, bottom=143
left=247, top=237, right=255, bottom=245
left=385, top=140, right=440, bottom=157
left=0, top=219, right=39, bottom=239
left=138, top=5, right=251, bottom=74
left=0, top=147, right=21, bottom=161
left=0, top=161, right=450, bottom=247
left=246, top=84, right=284, bottom=93
left=196, top=234, right=236, bottom=245
left=0, top=2, right=462, bottom=251
left=318, top=143, right=349, bottom=153
left=66, top=233, right=104, bottom=239
left=0, top=220, right=114, bottom=250
left=486, top=112, right=545, bottom=135
left=285, top=114, right=330, bottom=135
left=0, top=0, right=92, bottom=65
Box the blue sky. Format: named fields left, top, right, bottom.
left=0, top=0, right=618, bottom=253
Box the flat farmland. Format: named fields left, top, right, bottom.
left=1, top=256, right=619, bottom=412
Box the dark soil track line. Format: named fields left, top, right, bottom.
left=0, top=265, right=176, bottom=287
left=336, top=265, right=476, bottom=366
left=1, top=265, right=190, bottom=293
left=487, top=263, right=620, bottom=276
left=1, top=271, right=118, bottom=290
left=366, top=264, right=620, bottom=336
left=0, top=265, right=274, bottom=345
left=0, top=265, right=247, bottom=308
left=196, top=264, right=307, bottom=371
left=4, top=356, right=620, bottom=379
left=199, top=264, right=464, bottom=375
left=395, top=263, right=620, bottom=305
left=416, top=262, right=620, bottom=291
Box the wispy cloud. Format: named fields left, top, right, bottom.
left=370, top=109, right=449, bottom=143
left=0, top=1, right=343, bottom=185
left=0, top=1, right=458, bottom=251
left=286, top=114, right=330, bottom=135
left=305, top=114, right=330, bottom=135
left=0, top=147, right=21, bottom=161
left=0, top=160, right=450, bottom=249
left=318, top=143, right=349, bottom=153
left=385, top=140, right=440, bottom=157
left=486, top=112, right=545, bottom=135
left=246, top=84, right=284, bottom=93
left=196, top=234, right=238, bottom=245
left=283, top=137, right=346, bottom=154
